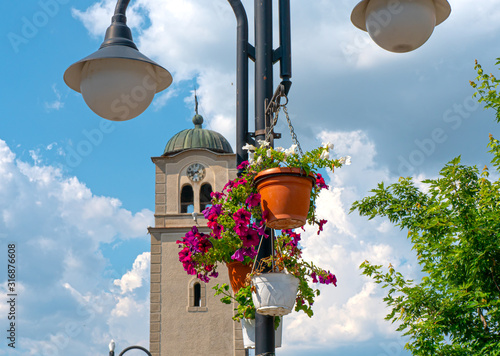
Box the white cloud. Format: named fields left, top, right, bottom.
left=114, top=252, right=150, bottom=294
left=274, top=129, right=417, bottom=353
left=58, top=0, right=500, bottom=354
left=44, top=84, right=64, bottom=112
left=0, top=139, right=152, bottom=355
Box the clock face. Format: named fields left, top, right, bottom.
left=187, top=163, right=206, bottom=182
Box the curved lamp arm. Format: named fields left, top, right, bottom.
left=114, top=0, right=130, bottom=17
left=118, top=345, right=152, bottom=356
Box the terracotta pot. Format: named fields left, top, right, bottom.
left=226, top=262, right=252, bottom=293
left=254, top=167, right=314, bottom=230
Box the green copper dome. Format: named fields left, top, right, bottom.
left=163, top=114, right=233, bottom=155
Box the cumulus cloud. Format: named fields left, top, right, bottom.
left=114, top=252, right=150, bottom=294
left=0, top=140, right=152, bottom=355
left=276, top=129, right=417, bottom=354
left=60, top=0, right=500, bottom=354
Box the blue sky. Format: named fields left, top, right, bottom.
left=1, top=0, right=500, bottom=355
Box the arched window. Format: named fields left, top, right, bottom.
left=180, top=185, right=194, bottom=213
left=193, top=283, right=201, bottom=307
left=200, top=183, right=213, bottom=212
left=187, top=278, right=207, bottom=312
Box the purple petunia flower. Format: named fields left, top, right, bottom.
left=234, top=208, right=251, bottom=226
left=240, top=229, right=260, bottom=248
left=237, top=160, right=250, bottom=170
left=231, top=249, right=245, bottom=262
left=317, top=219, right=327, bottom=235
left=315, top=173, right=328, bottom=190
left=245, top=193, right=261, bottom=208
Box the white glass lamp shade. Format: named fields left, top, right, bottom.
left=80, top=58, right=158, bottom=121
left=109, top=339, right=115, bottom=351
left=351, top=0, right=451, bottom=53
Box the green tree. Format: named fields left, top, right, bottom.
left=350, top=61, right=500, bottom=355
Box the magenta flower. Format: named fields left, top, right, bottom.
left=245, top=193, right=261, bottom=208
left=234, top=224, right=249, bottom=237
left=251, top=222, right=268, bottom=240
left=210, top=191, right=224, bottom=200
left=223, top=180, right=235, bottom=192
left=197, top=238, right=212, bottom=254
left=240, top=229, right=260, bottom=248
left=203, top=204, right=222, bottom=221
left=231, top=247, right=257, bottom=262
left=315, top=173, right=328, bottom=190
left=185, top=264, right=196, bottom=275
left=311, top=272, right=318, bottom=283
left=242, top=247, right=258, bottom=259
left=234, top=208, right=251, bottom=226
left=237, top=160, right=250, bottom=170
left=317, top=219, right=327, bottom=235
left=326, top=272, right=337, bottom=286
left=234, top=178, right=248, bottom=187
left=197, top=273, right=210, bottom=283
left=208, top=221, right=223, bottom=239
left=231, top=249, right=245, bottom=262
left=179, top=247, right=192, bottom=263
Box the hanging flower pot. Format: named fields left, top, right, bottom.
left=226, top=262, right=252, bottom=293
left=251, top=272, right=299, bottom=316
left=241, top=317, right=283, bottom=349
left=254, top=167, right=314, bottom=230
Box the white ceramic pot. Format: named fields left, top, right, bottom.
left=241, top=318, right=282, bottom=349
left=251, top=272, right=299, bottom=316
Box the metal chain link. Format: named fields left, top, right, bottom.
left=264, top=90, right=304, bottom=157
left=283, top=105, right=304, bottom=157
left=265, top=107, right=280, bottom=144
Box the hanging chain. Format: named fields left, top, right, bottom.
left=264, top=83, right=304, bottom=156
left=283, top=105, right=304, bottom=157
left=265, top=107, right=280, bottom=144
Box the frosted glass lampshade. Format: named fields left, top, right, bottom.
left=80, top=58, right=157, bottom=121
left=367, top=0, right=435, bottom=53
left=351, top=0, right=451, bottom=53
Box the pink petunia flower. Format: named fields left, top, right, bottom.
left=245, top=193, right=261, bottom=208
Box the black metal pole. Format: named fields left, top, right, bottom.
left=254, top=0, right=275, bottom=355
left=278, top=0, right=292, bottom=94
left=228, top=0, right=250, bottom=168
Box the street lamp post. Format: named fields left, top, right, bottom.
left=64, top=1, right=451, bottom=355
left=109, top=339, right=153, bottom=356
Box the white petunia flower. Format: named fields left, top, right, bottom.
left=275, top=147, right=285, bottom=152
left=256, top=156, right=263, bottom=164
left=284, top=144, right=297, bottom=156
left=339, top=156, right=352, bottom=165
left=320, top=150, right=329, bottom=160
left=257, top=140, right=270, bottom=148
left=242, top=143, right=257, bottom=151
left=322, top=142, right=334, bottom=151
left=248, top=151, right=255, bottom=164
left=266, top=150, right=272, bottom=158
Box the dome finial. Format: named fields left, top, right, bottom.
left=192, top=89, right=203, bottom=128
left=195, top=88, right=199, bottom=115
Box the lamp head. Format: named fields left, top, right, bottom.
left=351, top=0, right=451, bottom=53
left=109, top=339, right=115, bottom=351
left=64, top=12, right=172, bottom=121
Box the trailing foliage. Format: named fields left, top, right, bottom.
left=350, top=60, right=500, bottom=355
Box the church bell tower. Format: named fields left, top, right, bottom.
left=148, top=110, right=246, bottom=356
